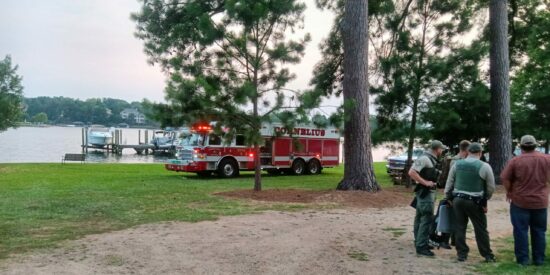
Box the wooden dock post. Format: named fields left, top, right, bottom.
left=113, top=130, right=118, bottom=154
left=145, top=130, right=149, bottom=154
left=81, top=127, right=85, bottom=153
left=118, top=130, right=123, bottom=155
left=84, top=127, right=88, bottom=153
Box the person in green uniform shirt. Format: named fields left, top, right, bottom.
left=445, top=142, right=496, bottom=262
left=408, top=140, right=446, bottom=257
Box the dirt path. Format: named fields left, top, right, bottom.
left=1, top=195, right=513, bottom=275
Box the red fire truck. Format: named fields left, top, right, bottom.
left=165, top=122, right=341, bottom=177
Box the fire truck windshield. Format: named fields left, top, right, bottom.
left=180, top=133, right=206, bottom=146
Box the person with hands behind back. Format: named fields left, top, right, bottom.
left=445, top=142, right=496, bottom=263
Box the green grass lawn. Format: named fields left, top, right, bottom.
left=0, top=162, right=392, bottom=259
left=476, top=234, right=550, bottom=275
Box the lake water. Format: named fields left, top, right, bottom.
left=0, top=126, right=172, bottom=163
left=0, top=126, right=392, bottom=163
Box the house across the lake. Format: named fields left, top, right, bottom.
left=120, top=108, right=146, bottom=124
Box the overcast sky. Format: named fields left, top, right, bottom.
left=0, top=0, right=336, bottom=105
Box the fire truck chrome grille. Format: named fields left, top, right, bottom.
left=180, top=149, right=193, bottom=160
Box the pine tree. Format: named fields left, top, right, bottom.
left=133, top=0, right=310, bottom=191
left=489, top=0, right=512, bottom=183
left=511, top=5, right=550, bottom=153
left=336, top=0, right=379, bottom=191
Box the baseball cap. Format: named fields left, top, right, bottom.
left=468, top=142, right=483, bottom=153
left=430, top=140, right=447, bottom=150
left=520, top=135, right=538, bottom=146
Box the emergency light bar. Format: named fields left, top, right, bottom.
left=191, top=123, right=212, bottom=132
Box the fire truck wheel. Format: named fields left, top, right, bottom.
left=306, top=159, right=322, bottom=174
left=218, top=158, right=239, bottom=178
left=291, top=159, right=306, bottom=175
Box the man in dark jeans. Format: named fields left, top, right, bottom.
left=501, top=135, right=550, bottom=266
left=445, top=143, right=496, bottom=262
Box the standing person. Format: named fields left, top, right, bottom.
left=439, top=140, right=470, bottom=188
left=501, top=135, right=550, bottom=266
left=445, top=143, right=496, bottom=262
left=451, top=140, right=471, bottom=167
left=408, top=140, right=446, bottom=257
left=432, top=140, right=470, bottom=250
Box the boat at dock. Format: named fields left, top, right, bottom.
left=150, top=129, right=178, bottom=150
left=87, top=126, right=115, bottom=148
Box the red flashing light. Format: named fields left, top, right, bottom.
left=249, top=153, right=254, bottom=158
left=316, top=154, right=320, bottom=158
left=191, top=123, right=212, bottom=132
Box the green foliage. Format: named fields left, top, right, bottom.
left=310, top=0, right=487, bottom=147
left=421, top=40, right=491, bottom=146
left=510, top=5, right=550, bottom=144
left=0, top=55, right=24, bottom=132
left=310, top=0, right=549, bottom=152
left=133, top=0, right=312, bottom=189
left=0, top=162, right=393, bottom=259
left=24, top=97, right=152, bottom=126
left=31, top=112, right=48, bottom=124
left=370, top=0, right=485, bottom=145
left=508, top=0, right=548, bottom=68
left=132, top=0, right=310, bottom=133
left=310, top=0, right=389, bottom=98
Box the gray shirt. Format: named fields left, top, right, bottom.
left=411, top=151, right=437, bottom=173
left=445, top=156, right=496, bottom=199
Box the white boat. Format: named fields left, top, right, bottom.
left=151, top=129, right=178, bottom=150
left=87, top=126, right=114, bottom=147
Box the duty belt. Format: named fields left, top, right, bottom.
left=454, top=193, right=482, bottom=201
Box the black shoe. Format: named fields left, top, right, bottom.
left=457, top=256, right=467, bottom=262
left=428, top=245, right=435, bottom=250
left=417, top=250, right=435, bottom=257
left=439, top=243, right=452, bottom=250
left=484, top=256, right=496, bottom=263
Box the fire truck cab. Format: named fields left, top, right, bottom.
left=165, top=123, right=340, bottom=177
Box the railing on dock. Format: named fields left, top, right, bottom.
left=80, top=128, right=176, bottom=156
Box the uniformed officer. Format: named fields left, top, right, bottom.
left=435, top=140, right=471, bottom=249
left=451, top=140, right=471, bottom=167
left=408, top=140, right=446, bottom=257
left=445, top=143, right=496, bottom=262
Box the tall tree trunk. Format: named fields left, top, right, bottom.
left=489, top=0, right=512, bottom=184
left=405, top=0, right=428, bottom=187
left=253, top=142, right=261, bottom=191
left=253, top=89, right=261, bottom=191
left=337, top=0, right=380, bottom=191
left=545, top=139, right=549, bottom=154
left=404, top=94, right=419, bottom=187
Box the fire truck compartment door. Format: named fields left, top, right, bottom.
left=273, top=138, right=292, bottom=166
